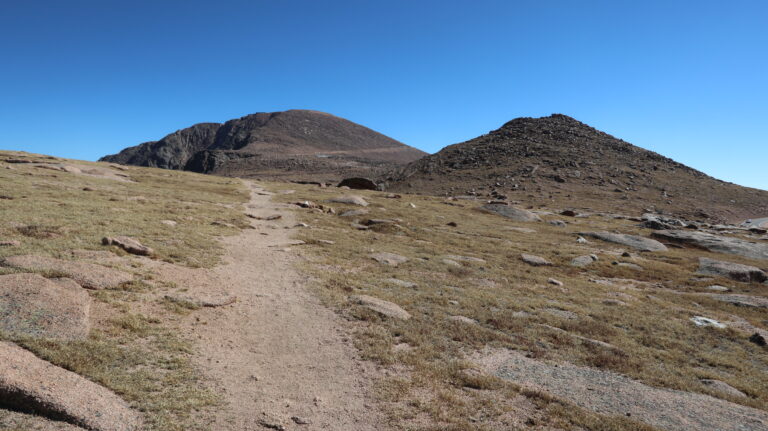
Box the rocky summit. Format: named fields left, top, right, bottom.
left=100, top=109, right=426, bottom=182
left=384, top=114, right=768, bottom=223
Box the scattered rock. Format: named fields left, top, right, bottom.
left=548, top=220, right=567, bottom=227
left=0, top=341, right=142, bottom=431
left=481, top=204, right=542, bottom=222
left=705, top=294, right=768, bottom=308
left=652, top=230, right=768, bottom=260
left=447, top=315, right=477, bottom=325
left=337, top=177, right=378, bottom=190
left=561, top=210, right=577, bottom=217
left=691, top=316, right=726, bottom=328
left=1, top=255, right=132, bottom=290
left=328, top=195, right=369, bottom=206
left=165, top=294, right=237, bottom=308
left=580, top=231, right=668, bottom=252
left=547, top=278, right=563, bottom=286
left=613, top=261, right=644, bottom=270
left=705, top=285, right=730, bottom=291
left=446, top=221, right=458, bottom=227
left=385, top=278, right=417, bottom=289
left=349, top=295, right=411, bottom=320
left=696, top=257, right=767, bottom=283
left=571, top=254, right=598, bottom=267
left=0, top=274, right=90, bottom=340
left=444, top=255, right=485, bottom=263
left=576, top=236, right=588, bottom=244
left=369, top=252, right=408, bottom=266
left=102, top=236, right=153, bottom=256
left=602, top=299, right=627, bottom=306
left=543, top=308, right=578, bottom=320
left=291, top=416, right=311, bottom=425
left=504, top=227, right=537, bottom=234
left=521, top=254, right=551, bottom=266
left=700, top=379, right=747, bottom=398
left=160, top=220, right=177, bottom=227
left=339, top=209, right=369, bottom=217
left=442, top=258, right=462, bottom=267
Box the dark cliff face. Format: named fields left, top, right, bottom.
left=100, top=110, right=427, bottom=179
left=386, top=114, right=768, bottom=222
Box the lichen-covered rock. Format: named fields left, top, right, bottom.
left=1, top=255, right=133, bottom=290
left=0, top=274, right=90, bottom=340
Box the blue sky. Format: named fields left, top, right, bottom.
left=1, top=1, right=766, bottom=190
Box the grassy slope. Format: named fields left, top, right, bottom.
left=269, top=183, right=768, bottom=430
left=0, top=151, right=249, bottom=430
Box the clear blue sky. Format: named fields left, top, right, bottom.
left=1, top=1, right=766, bottom=190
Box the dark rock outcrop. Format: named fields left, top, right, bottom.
left=385, top=114, right=768, bottom=223
left=102, top=110, right=426, bottom=181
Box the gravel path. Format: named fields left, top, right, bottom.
left=477, top=349, right=768, bottom=431
left=185, top=182, right=384, bottom=430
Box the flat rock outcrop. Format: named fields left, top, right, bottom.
left=581, top=231, right=668, bottom=252
left=696, top=257, right=767, bottom=283
left=652, top=230, right=768, bottom=260
left=0, top=341, right=141, bottom=431
left=0, top=274, right=90, bottom=340
left=1, top=255, right=133, bottom=289
left=481, top=204, right=541, bottom=222
left=480, top=349, right=768, bottom=431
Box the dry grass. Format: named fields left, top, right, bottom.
left=0, top=151, right=250, bottom=430
left=268, top=182, right=768, bottom=429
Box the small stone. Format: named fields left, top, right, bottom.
left=447, top=221, right=458, bottom=227
left=369, top=252, right=408, bottom=266
left=705, top=285, right=730, bottom=292
left=385, top=278, right=417, bottom=289
left=691, top=316, right=726, bottom=328
left=447, top=315, right=477, bottom=325
left=571, top=255, right=598, bottom=267
left=547, top=278, right=563, bottom=286
left=102, top=236, right=154, bottom=256
left=349, top=295, right=411, bottom=320
left=442, top=258, right=462, bottom=267
left=576, top=236, right=588, bottom=244
left=328, top=195, right=369, bottom=207
left=521, top=253, right=551, bottom=266
left=291, top=416, right=311, bottom=425
left=160, top=220, right=177, bottom=227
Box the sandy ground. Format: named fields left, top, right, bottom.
left=183, top=181, right=385, bottom=431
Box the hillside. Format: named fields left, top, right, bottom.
left=2, top=150, right=768, bottom=431
left=385, top=114, right=768, bottom=223
left=101, top=109, right=427, bottom=181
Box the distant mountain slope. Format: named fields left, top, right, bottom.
left=101, top=110, right=426, bottom=181
left=385, top=114, right=768, bottom=223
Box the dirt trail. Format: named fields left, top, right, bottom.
left=186, top=181, right=384, bottom=430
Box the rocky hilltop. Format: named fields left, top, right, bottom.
left=385, top=114, right=768, bottom=223
left=101, top=110, right=426, bottom=181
